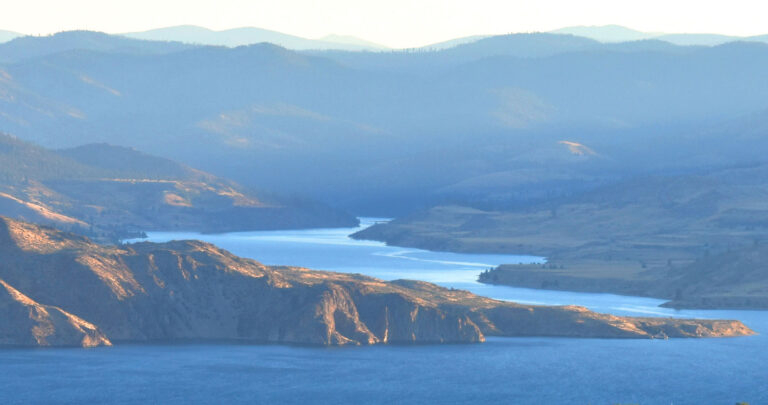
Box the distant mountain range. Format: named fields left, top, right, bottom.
left=4, top=24, right=767, bottom=50
left=551, top=25, right=661, bottom=42
left=0, top=30, right=193, bottom=63
left=122, top=25, right=389, bottom=51
left=1, top=30, right=768, bottom=215
left=118, top=24, right=768, bottom=49
left=552, top=25, right=768, bottom=46
left=0, top=26, right=389, bottom=51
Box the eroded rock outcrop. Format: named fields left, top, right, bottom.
left=0, top=217, right=755, bottom=347
left=0, top=279, right=111, bottom=347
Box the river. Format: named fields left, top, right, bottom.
left=1, top=218, right=766, bottom=404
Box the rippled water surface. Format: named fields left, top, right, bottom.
left=1, top=219, right=766, bottom=404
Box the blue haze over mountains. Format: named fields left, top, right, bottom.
left=123, top=25, right=389, bottom=51
left=0, top=30, right=21, bottom=43
left=0, top=28, right=767, bottom=215
left=552, top=25, right=768, bottom=46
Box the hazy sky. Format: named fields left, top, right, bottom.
left=4, top=0, right=768, bottom=48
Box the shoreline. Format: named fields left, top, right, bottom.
left=351, top=227, right=768, bottom=311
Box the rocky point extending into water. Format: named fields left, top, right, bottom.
left=0, top=216, right=755, bottom=347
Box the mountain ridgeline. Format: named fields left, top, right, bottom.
left=0, top=217, right=753, bottom=347
left=122, top=25, right=389, bottom=51
left=0, top=30, right=194, bottom=63
left=552, top=25, right=768, bottom=46
left=0, top=31, right=767, bottom=214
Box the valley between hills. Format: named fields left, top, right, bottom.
left=3, top=11, right=768, bottom=403
left=0, top=29, right=767, bottom=349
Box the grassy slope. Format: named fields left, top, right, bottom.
left=353, top=165, right=768, bottom=308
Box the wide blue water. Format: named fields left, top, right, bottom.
left=1, top=218, right=766, bottom=404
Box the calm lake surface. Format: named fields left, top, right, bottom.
left=1, top=218, right=766, bottom=404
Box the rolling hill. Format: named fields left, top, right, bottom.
left=354, top=162, right=768, bottom=308
left=0, top=133, right=357, bottom=241
left=0, top=30, right=194, bottom=63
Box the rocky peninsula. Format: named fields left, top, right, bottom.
left=0, top=217, right=754, bottom=347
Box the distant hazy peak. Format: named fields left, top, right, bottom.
left=551, top=24, right=768, bottom=46
left=0, top=29, right=22, bottom=44
left=418, top=35, right=490, bottom=50
left=123, top=25, right=387, bottom=51
left=551, top=25, right=659, bottom=43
